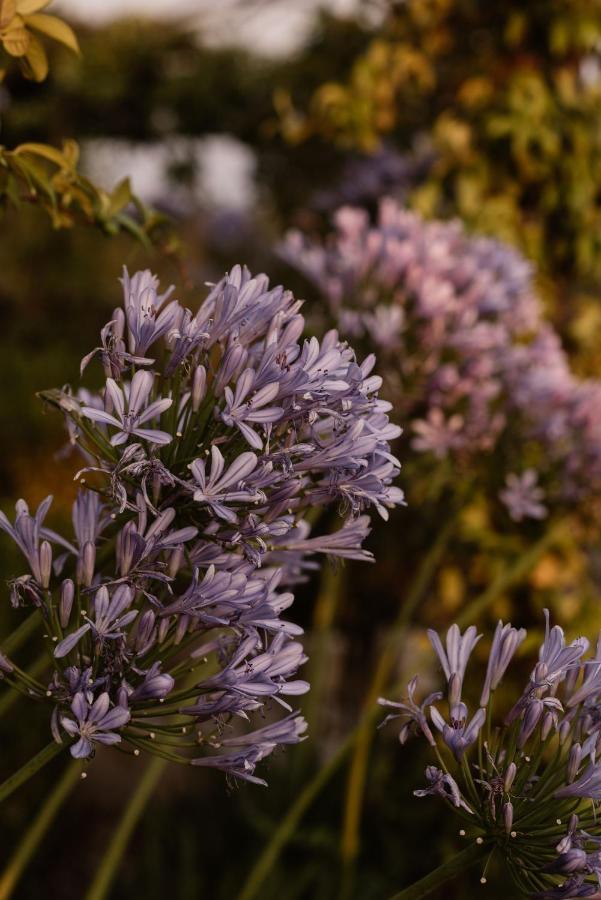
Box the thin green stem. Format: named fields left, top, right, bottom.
left=388, top=841, right=490, bottom=900
left=455, top=524, right=564, bottom=628
left=0, top=655, right=49, bottom=719
left=0, top=762, right=80, bottom=899
left=84, top=756, right=167, bottom=900
left=2, top=612, right=39, bottom=655
left=236, top=734, right=356, bottom=900
left=0, top=742, right=65, bottom=805
left=340, top=515, right=457, bottom=875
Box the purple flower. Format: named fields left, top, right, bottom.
left=221, top=369, right=283, bottom=450
left=60, top=691, right=130, bottom=758
left=82, top=371, right=173, bottom=446
left=189, top=447, right=261, bottom=522
left=500, top=470, right=548, bottom=522
left=414, top=765, right=473, bottom=813
left=121, top=268, right=180, bottom=356
left=378, top=676, right=442, bottom=746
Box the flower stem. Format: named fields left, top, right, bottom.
left=2, top=612, right=39, bottom=655
left=0, top=654, right=49, bottom=719
left=0, top=762, right=80, bottom=899
left=236, top=733, right=356, bottom=900
left=388, top=842, right=489, bottom=900
left=340, top=516, right=457, bottom=884
left=0, top=742, right=65, bottom=805
left=455, top=523, right=564, bottom=628
left=84, top=756, right=167, bottom=900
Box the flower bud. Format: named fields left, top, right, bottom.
left=135, top=610, right=156, bottom=654
left=518, top=699, right=543, bottom=748
left=192, top=365, right=207, bottom=411
left=174, top=614, right=190, bottom=645
left=79, top=541, right=96, bottom=587
left=169, top=547, right=184, bottom=579
left=0, top=652, right=14, bottom=674
left=559, top=720, right=571, bottom=745
left=504, top=762, right=517, bottom=793
left=158, top=617, right=170, bottom=644
left=568, top=743, right=582, bottom=783
left=40, top=541, right=52, bottom=589
left=503, top=801, right=513, bottom=833
left=540, top=710, right=554, bottom=741
left=59, top=579, right=75, bottom=629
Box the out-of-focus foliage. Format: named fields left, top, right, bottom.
left=0, top=2, right=181, bottom=252
left=0, top=0, right=78, bottom=82
left=1, top=6, right=601, bottom=900
left=280, top=1, right=601, bottom=308
left=0, top=138, right=176, bottom=243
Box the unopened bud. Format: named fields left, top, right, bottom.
left=59, top=579, right=75, bottom=629
left=0, top=652, right=14, bottom=674
left=503, top=763, right=517, bottom=793
left=518, top=699, right=543, bottom=748
left=504, top=801, right=514, bottom=833
left=174, top=614, right=189, bottom=645
left=192, top=365, right=207, bottom=411
left=541, top=710, right=554, bottom=741
left=559, top=720, right=571, bottom=745
left=40, top=541, right=52, bottom=589
left=168, top=547, right=184, bottom=579
left=79, top=541, right=96, bottom=587
left=158, top=617, right=170, bottom=643
left=567, top=743, right=582, bottom=783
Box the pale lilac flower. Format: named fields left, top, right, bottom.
left=189, top=447, right=261, bottom=523
left=221, top=369, right=283, bottom=450
left=414, top=766, right=473, bottom=813
left=60, top=691, right=130, bottom=758
left=121, top=268, right=180, bottom=356
left=378, top=676, right=442, bottom=746
left=480, top=621, right=527, bottom=706
left=500, top=470, right=548, bottom=522
left=82, top=371, right=173, bottom=446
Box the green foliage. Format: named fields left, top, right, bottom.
left=0, top=138, right=175, bottom=244
left=282, top=0, right=601, bottom=289
left=0, top=0, right=79, bottom=82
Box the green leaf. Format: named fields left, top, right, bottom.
left=16, top=0, right=50, bottom=13
left=2, top=18, right=29, bottom=57
left=13, top=141, right=69, bottom=167
left=106, top=177, right=133, bottom=217
left=0, top=0, right=16, bottom=30
left=22, top=30, right=47, bottom=80
left=24, top=12, right=79, bottom=54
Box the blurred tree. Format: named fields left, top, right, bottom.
left=277, top=0, right=601, bottom=357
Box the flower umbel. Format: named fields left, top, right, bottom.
left=0, top=264, right=402, bottom=787
left=381, top=614, right=601, bottom=897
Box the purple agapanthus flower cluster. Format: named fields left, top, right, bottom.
left=281, top=199, right=601, bottom=518
left=0, top=265, right=402, bottom=784
left=380, top=614, right=601, bottom=896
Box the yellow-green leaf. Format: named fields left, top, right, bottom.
left=106, top=177, right=133, bottom=217
left=14, top=141, right=69, bottom=167
left=23, top=31, right=47, bottom=80
left=24, top=12, right=79, bottom=53
left=61, top=138, right=80, bottom=168
left=0, top=0, right=16, bottom=30
left=16, top=0, right=49, bottom=13
left=2, top=18, right=29, bottom=56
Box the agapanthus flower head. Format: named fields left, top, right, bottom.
left=381, top=614, right=601, bottom=897
left=281, top=199, right=601, bottom=516
left=1, top=264, right=402, bottom=786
